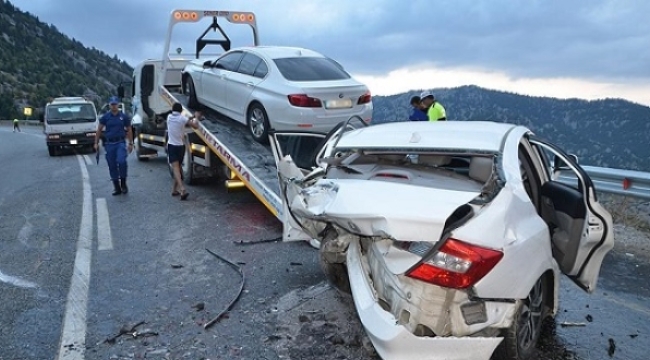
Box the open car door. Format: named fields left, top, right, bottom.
left=269, top=131, right=327, bottom=242
left=530, top=137, right=614, bottom=293
left=269, top=117, right=369, bottom=242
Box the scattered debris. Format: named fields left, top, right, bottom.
left=586, top=314, right=593, bottom=322
left=608, top=338, right=616, bottom=357
left=192, top=302, right=205, bottom=311
left=171, top=264, right=184, bottom=269
left=560, top=322, right=587, bottom=328
left=233, top=236, right=281, bottom=245
left=629, top=334, right=638, bottom=339
left=290, top=262, right=303, bottom=266
left=102, top=321, right=159, bottom=344
left=204, top=248, right=245, bottom=329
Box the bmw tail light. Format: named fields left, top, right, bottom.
left=357, top=91, right=372, bottom=105
left=406, top=239, right=503, bottom=289
left=288, top=94, right=322, bottom=108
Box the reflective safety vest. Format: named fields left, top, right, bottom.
left=428, top=102, right=447, bottom=121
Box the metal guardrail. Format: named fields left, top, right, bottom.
left=560, top=165, right=650, bottom=200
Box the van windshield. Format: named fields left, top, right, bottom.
left=46, top=104, right=97, bottom=124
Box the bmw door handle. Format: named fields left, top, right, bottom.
left=246, top=82, right=254, bottom=87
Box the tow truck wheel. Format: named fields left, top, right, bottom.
left=135, top=135, right=149, bottom=161
left=182, top=143, right=196, bottom=185
left=247, top=103, right=270, bottom=144
left=185, top=76, right=199, bottom=109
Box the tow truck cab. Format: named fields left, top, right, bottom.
left=44, top=96, right=98, bottom=157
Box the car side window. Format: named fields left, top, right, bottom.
left=530, top=140, right=582, bottom=191
left=215, top=52, right=244, bottom=71
left=253, top=60, right=268, bottom=79
left=237, top=53, right=262, bottom=76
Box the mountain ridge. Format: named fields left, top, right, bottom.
left=371, top=85, right=650, bottom=171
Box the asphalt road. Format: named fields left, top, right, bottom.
left=1, top=123, right=649, bottom=360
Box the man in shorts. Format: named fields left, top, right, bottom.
left=166, top=102, right=200, bottom=200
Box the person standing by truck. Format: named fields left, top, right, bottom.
left=166, top=102, right=200, bottom=200
left=94, top=96, right=133, bottom=195
left=13, top=118, right=20, bottom=132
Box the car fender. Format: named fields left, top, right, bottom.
left=458, top=186, right=560, bottom=302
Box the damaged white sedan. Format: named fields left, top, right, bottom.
left=269, top=120, right=614, bottom=360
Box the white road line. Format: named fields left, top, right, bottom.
left=56, top=155, right=93, bottom=360
left=96, top=198, right=113, bottom=251
left=83, top=155, right=92, bottom=166
left=0, top=269, right=38, bottom=289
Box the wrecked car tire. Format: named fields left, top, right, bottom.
left=320, top=258, right=351, bottom=295
left=319, top=235, right=351, bottom=295
left=494, top=275, right=549, bottom=360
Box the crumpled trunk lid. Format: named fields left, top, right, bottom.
left=290, top=178, right=480, bottom=244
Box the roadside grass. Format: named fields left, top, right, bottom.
left=600, top=192, right=650, bottom=233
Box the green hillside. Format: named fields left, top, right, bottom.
left=0, top=0, right=132, bottom=119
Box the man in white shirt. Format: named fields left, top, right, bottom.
left=167, top=102, right=200, bottom=200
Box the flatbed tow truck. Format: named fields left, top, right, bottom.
left=123, top=9, right=318, bottom=242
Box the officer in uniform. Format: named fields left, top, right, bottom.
left=94, top=96, right=133, bottom=195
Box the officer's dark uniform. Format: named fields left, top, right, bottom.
left=99, top=98, right=132, bottom=195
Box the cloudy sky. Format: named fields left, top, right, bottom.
left=10, top=0, right=650, bottom=105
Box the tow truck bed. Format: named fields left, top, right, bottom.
left=169, top=91, right=283, bottom=218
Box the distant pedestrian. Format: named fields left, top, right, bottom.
left=13, top=118, right=20, bottom=132
left=166, top=102, right=200, bottom=200
left=408, top=95, right=428, bottom=121
left=94, top=96, right=133, bottom=195
left=420, top=91, right=447, bottom=121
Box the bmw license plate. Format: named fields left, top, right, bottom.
left=69, top=139, right=78, bottom=145
left=325, top=99, right=353, bottom=109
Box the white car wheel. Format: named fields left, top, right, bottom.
left=495, top=275, right=548, bottom=360
left=247, top=103, right=270, bottom=144
left=185, top=76, right=199, bottom=109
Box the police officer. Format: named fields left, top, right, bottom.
left=13, top=118, right=20, bottom=132
left=94, top=96, right=133, bottom=195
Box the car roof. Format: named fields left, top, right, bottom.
left=235, top=46, right=325, bottom=60
left=336, top=121, right=523, bottom=152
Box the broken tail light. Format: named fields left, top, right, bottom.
left=406, top=239, right=503, bottom=289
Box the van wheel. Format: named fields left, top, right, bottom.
left=494, top=275, right=548, bottom=360
left=48, top=146, right=57, bottom=157
left=247, top=103, right=270, bottom=144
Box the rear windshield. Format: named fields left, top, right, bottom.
left=47, top=104, right=97, bottom=123
left=274, top=57, right=351, bottom=81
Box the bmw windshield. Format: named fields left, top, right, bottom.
left=46, top=104, right=97, bottom=124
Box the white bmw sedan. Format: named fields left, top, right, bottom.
left=270, top=120, right=614, bottom=360
left=181, top=46, right=373, bottom=143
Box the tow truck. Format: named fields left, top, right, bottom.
left=122, top=8, right=341, bottom=242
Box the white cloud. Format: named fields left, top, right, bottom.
left=8, top=0, right=650, bottom=107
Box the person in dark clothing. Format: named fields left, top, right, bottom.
left=408, top=96, right=428, bottom=121
left=94, top=96, right=133, bottom=195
